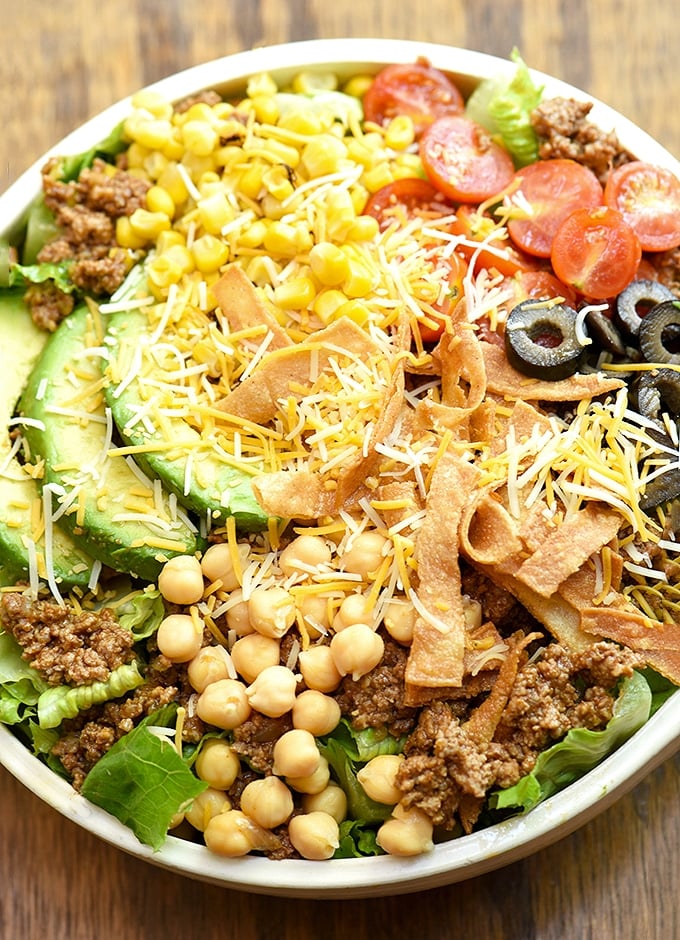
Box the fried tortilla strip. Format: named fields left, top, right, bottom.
left=516, top=504, right=623, bottom=598
left=458, top=489, right=523, bottom=566
left=251, top=469, right=337, bottom=519
left=481, top=341, right=624, bottom=401
left=212, top=265, right=293, bottom=349
left=217, top=316, right=379, bottom=424
left=404, top=453, right=480, bottom=689
left=581, top=605, right=680, bottom=684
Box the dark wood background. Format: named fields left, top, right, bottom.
left=2, top=2, right=679, bottom=937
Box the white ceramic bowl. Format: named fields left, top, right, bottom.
left=1, top=38, right=679, bottom=899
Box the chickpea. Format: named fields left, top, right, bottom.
left=200, top=541, right=249, bottom=591
left=302, top=783, right=347, bottom=823
left=156, top=613, right=204, bottom=663
left=382, top=600, right=416, bottom=645
left=240, top=776, right=294, bottom=829
left=194, top=739, right=241, bottom=790
left=297, top=644, right=342, bottom=693
left=157, top=553, right=205, bottom=604
left=339, top=531, right=388, bottom=580
left=196, top=677, right=251, bottom=730
left=248, top=586, right=296, bottom=638
left=278, top=534, right=332, bottom=577
left=246, top=664, right=298, bottom=717
left=288, top=811, right=340, bottom=861
left=330, top=622, right=384, bottom=680
left=332, top=591, right=371, bottom=632
left=272, top=728, right=320, bottom=778
left=230, top=634, right=280, bottom=684
left=356, top=754, right=404, bottom=805
left=185, top=787, right=231, bottom=832
left=225, top=588, right=254, bottom=636
left=292, top=689, right=340, bottom=736
left=204, top=809, right=277, bottom=858
left=376, top=805, right=434, bottom=857
left=297, top=592, right=330, bottom=639
left=187, top=645, right=234, bottom=693
left=286, top=755, right=331, bottom=795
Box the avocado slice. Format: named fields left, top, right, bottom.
left=0, top=293, right=94, bottom=587
left=19, top=304, right=204, bottom=581
left=103, top=306, right=268, bottom=531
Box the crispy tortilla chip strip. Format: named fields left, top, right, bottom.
left=490, top=399, right=553, bottom=457
left=212, top=265, right=292, bottom=349
left=481, top=341, right=624, bottom=401
left=404, top=453, right=480, bottom=689
left=251, top=470, right=337, bottom=519
left=403, top=671, right=497, bottom=707
left=516, top=504, right=623, bottom=598
left=458, top=490, right=523, bottom=566
left=217, top=317, right=379, bottom=423
left=580, top=606, right=680, bottom=683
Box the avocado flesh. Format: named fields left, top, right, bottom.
left=104, top=307, right=268, bottom=531
left=19, top=305, right=204, bottom=581
left=0, top=293, right=93, bottom=587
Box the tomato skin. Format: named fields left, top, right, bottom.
left=506, top=159, right=603, bottom=258
left=449, top=205, right=539, bottom=277
left=420, top=116, right=515, bottom=204
left=417, top=251, right=468, bottom=342
left=363, top=178, right=454, bottom=231
left=551, top=206, right=642, bottom=300
left=504, top=270, right=579, bottom=313
left=362, top=61, right=464, bottom=138
left=604, top=160, right=680, bottom=252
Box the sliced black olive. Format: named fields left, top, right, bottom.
left=635, top=368, right=680, bottom=426
left=638, top=299, right=680, bottom=364
left=584, top=307, right=627, bottom=356
left=615, top=279, right=675, bottom=337
left=639, top=471, right=680, bottom=511
left=504, top=299, right=585, bottom=380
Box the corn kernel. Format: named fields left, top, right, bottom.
left=156, top=163, right=190, bottom=206
left=251, top=94, right=280, bottom=125
left=132, top=118, right=174, bottom=151
left=313, top=289, right=348, bottom=324
left=342, top=249, right=379, bottom=298
left=309, top=242, right=349, bottom=286
left=335, top=299, right=371, bottom=326
left=179, top=102, right=217, bottom=126
left=156, top=230, right=186, bottom=253
left=384, top=115, right=415, bottom=151
left=198, top=190, right=233, bottom=235
left=142, top=151, right=169, bottom=182
left=246, top=255, right=281, bottom=286
left=346, top=214, right=380, bottom=242
left=147, top=253, right=185, bottom=289
left=292, top=221, right=314, bottom=254
left=146, top=185, right=176, bottom=218
left=277, top=110, right=324, bottom=137
left=182, top=152, right=215, bottom=182
left=247, top=72, right=278, bottom=97
left=345, top=137, right=384, bottom=170
left=301, top=135, right=348, bottom=178
left=362, top=163, right=396, bottom=193
left=292, top=71, right=338, bottom=94
left=192, top=233, right=230, bottom=273
left=342, top=74, right=374, bottom=99
left=262, top=164, right=295, bottom=201
left=115, top=216, right=147, bottom=250
left=325, top=189, right=356, bottom=242
left=131, top=89, right=173, bottom=120
left=162, top=130, right=186, bottom=162
left=182, top=120, right=219, bottom=157
left=395, top=152, right=424, bottom=175
left=239, top=163, right=266, bottom=200
left=238, top=219, right=268, bottom=249
left=263, top=221, right=299, bottom=258
left=125, top=141, right=151, bottom=170
left=263, top=139, right=301, bottom=169
left=273, top=276, right=317, bottom=310
left=129, top=208, right=171, bottom=241
left=213, top=102, right=235, bottom=120
left=165, top=243, right=195, bottom=275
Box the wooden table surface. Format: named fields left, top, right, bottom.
left=2, top=2, right=679, bottom=937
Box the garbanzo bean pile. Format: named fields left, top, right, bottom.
left=2, top=55, right=680, bottom=862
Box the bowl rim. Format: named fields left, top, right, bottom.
left=1, top=37, right=679, bottom=899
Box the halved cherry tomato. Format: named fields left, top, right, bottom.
left=420, top=116, right=515, bottom=203
left=603, top=160, right=680, bottom=252
left=506, top=159, right=603, bottom=258
left=449, top=205, right=539, bottom=277
left=363, top=178, right=454, bottom=231
left=362, top=61, right=464, bottom=138
left=501, top=270, right=579, bottom=316
left=551, top=206, right=641, bottom=300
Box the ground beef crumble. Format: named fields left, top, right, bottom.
left=26, top=156, right=151, bottom=331
left=0, top=591, right=135, bottom=686
left=396, top=640, right=643, bottom=830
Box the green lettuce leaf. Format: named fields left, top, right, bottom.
left=9, top=260, right=76, bottom=293
left=490, top=670, right=652, bottom=813
left=465, top=48, right=543, bottom=167
left=334, top=819, right=383, bottom=858
left=0, top=631, right=48, bottom=725
left=81, top=704, right=207, bottom=850
left=37, top=660, right=145, bottom=729
left=57, top=120, right=128, bottom=182
left=116, top=589, right=165, bottom=641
